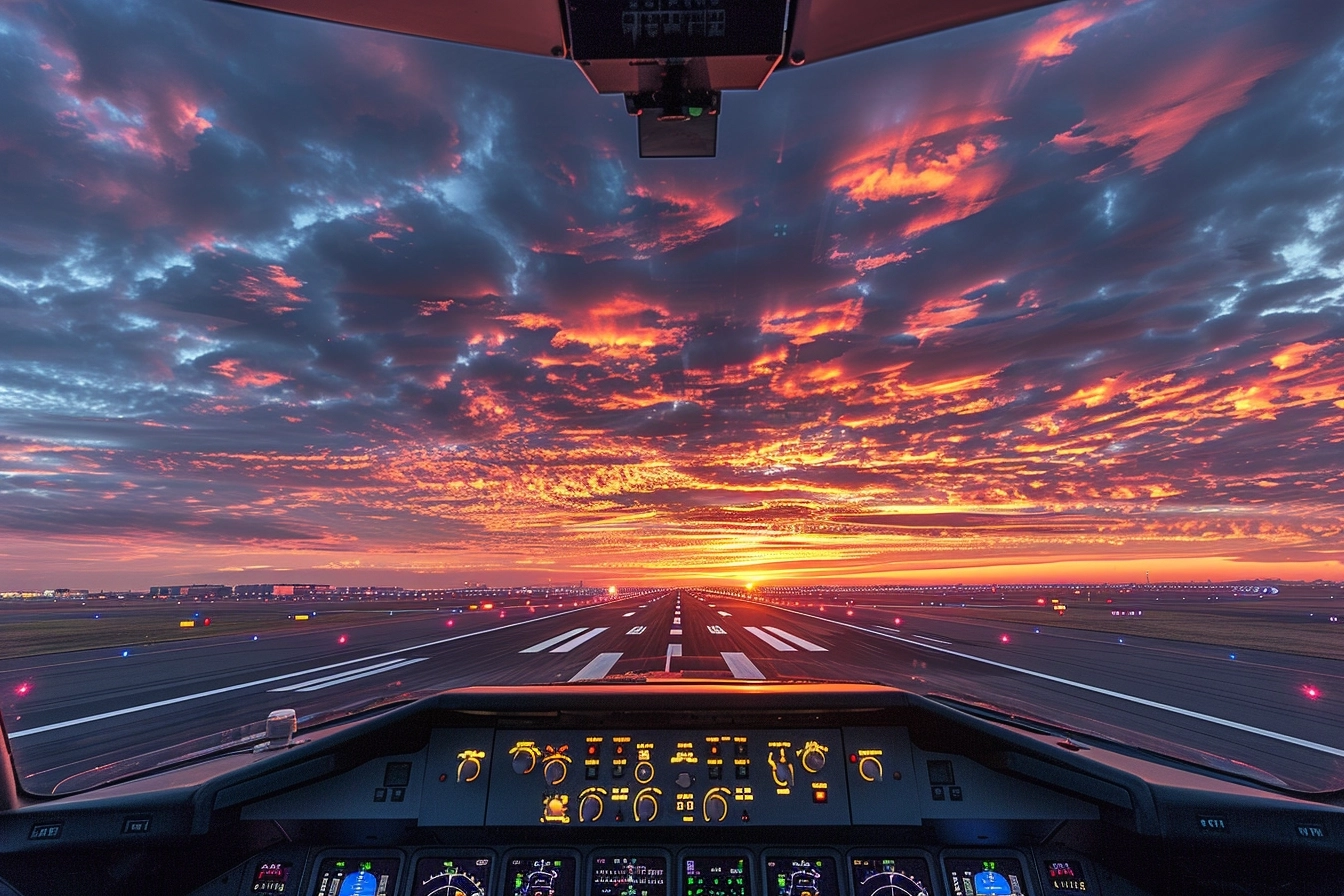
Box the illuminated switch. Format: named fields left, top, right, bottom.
left=812, top=788, right=827, bottom=804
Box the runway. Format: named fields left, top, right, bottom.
left=3, top=589, right=1343, bottom=795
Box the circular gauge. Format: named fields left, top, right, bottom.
left=857, top=872, right=928, bottom=896
left=418, top=870, right=488, bottom=896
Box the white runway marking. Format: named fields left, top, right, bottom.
left=745, top=626, right=796, bottom=651
left=623, top=612, right=637, bottom=617
left=626, top=625, right=647, bottom=635
left=670, top=628, right=682, bottom=635
left=665, top=643, right=682, bottom=673
left=764, top=626, right=827, bottom=652
left=708, top=625, right=727, bottom=635
left=571, top=652, right=623, bottom=681
left=270, top=657, right=423, bottom=692
left=907, top=633, right=951, bottom=645
left=722, top=652, right=765, bottom=680
left=717, top=611, right=732, bottom=617
left=521, top=627, right=588, bottom=653
left=550, top=627, right=608, bottom=653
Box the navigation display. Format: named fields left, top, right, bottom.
left=505, top=857, right=578, bottom=896
left=411, top=856, right=493, bottom=896
left=765, top=857, right=839, bottom=896
left=850, top=857, right=933, bottom=896
left=312, top=857, right=400, bottom=896
left=945, top=859, right=1028, bottom=896
left=591, top=855, right=668, bottom=896
left=683, top=855, right=751, bottom=896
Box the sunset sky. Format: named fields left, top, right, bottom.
left=1, top=0, right=1342, bottom=589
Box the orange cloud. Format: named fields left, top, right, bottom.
left=210, top=359, right=290, bottom=389
left=760, top=298, right=865, bottom=345
left=1018, top=5, right=1107, bottom=67
left=1051, top=31, right=1298, bottom=178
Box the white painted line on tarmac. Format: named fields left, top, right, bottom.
left=773, top=605, right=1344, bottom=760
left=289, top=658, right=427, bottom=692
left=745, top=626, right=796, bottom=651
left=764, top=626, right=827, bottom=652
left=623, top=612, right=637, bottom=617
left=717, top=611, right=732, bottom=617
left=906, top=633, right=951, bottom=645
left=571, top=652, right=623, bottom=682
left=551, top=627, right=608, bottom=653
left=521, top=627, right=588, bottom=654
left=670, top=628, right=682, bottom=636
left=722, top=652, right=765, bottom=680
left=270, top=657, right=413, bottom=692
left=665, top=643, right=682, bottom=673
left=626, top=625, right=647, bottom=635
left=8, top=602, right=605, bottom=739
left=708, top=625, right=726, bottom=635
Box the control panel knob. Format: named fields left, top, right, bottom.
left=858, top=755, right=883, bottom=782
left=512, top=746, right=538, bottom=775
left=633, top=788, right=660, bottom=822
left=675, top=771, right=693, bottom=788
left=634, top=761, right=655, bottom=784
left=456, top=755, right=482, bottom=783
left=579, top=793, right=603, bottom=822
left=544, top=757, right=568, bottom=785
left=703, top=789, right=730, bottom=823
left=800, top=742, right=827, bottom=773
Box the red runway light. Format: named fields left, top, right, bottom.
left=846, top=609, right=854, bottom=616
left=446, top=620, right=454, bottom=626
left=893, top=617, right=902, bottom=626
left=337, top=634, right=348, bottom=645
left=1304, top=685, right=1321, bottom=700
left=999, top=634, right=1011, bottom=643
left=14, top=682, right=31, bottom=697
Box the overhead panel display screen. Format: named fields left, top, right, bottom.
left=505, top=857, right=578, bottom=896
left=945, top=859, right=1029, bottom=896
left=765, top=857, right=840, bottom=896
left=411, top=856, right=493, bottom=896
left=591, top=855, right=668, bottom=896
left=312, top=858, right=400, bottom=896
left=567, top=0, right=789, bottom=59
left=850, top=858, right=933, bottom=896
left=683, top=855, right=751, bottom=896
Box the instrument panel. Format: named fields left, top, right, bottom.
left=260, top=850, right=1082, bottom=896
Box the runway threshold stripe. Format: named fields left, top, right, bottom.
left=290, top=658, right=427, bottom=692
left=570, top=652, right=623, bottom=682
left=269, top=657, right=411, bottom=691
left=520, top=628, right=588, bottom=653
left=665, top=643, right=682, bottom=673
left=773, top=606, right=1344, bottom=760
left=763, top=626, right=827, bottom=652
left=722, top=652, right=765, bottom=680
left=7, top=601, right=607, bottom=739
left=551, top=627, right=608, bottom=653
left=745, top=626, right=796, bottom=651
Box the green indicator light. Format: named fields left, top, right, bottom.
left=688, top=107, right=703, bottom=117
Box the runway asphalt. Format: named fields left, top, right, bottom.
left=3, top=589, right=1342, bottom=795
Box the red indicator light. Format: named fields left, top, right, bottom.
left=846, top=609, right=854, bottom=616
left=337, top=634, right=348, bottom=645
left=1304, top=685, right=1321, bottom=700
left=849, top=754, right=857, bottom=763
left=14, top=682, right=31, bottom=697
left=893, top=617, right=901, bottom=626
left=999, top=634, right=1010, bottom=643
left=446, top=619, right=454, bottom=626
left=202, top=618, right=211, bottom=626
left=1036, top=598, right=1046, bottom=605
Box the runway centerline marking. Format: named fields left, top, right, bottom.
left=722, top=652, right=765, bottom=680
left=768, top=604, right=1344, bottom=760
left=269, top=657, right=413, bottom=692
left=521, top=627, right=588, bottom=654
left=626, top=625, right=647, bottom=635
left=550, top=628, right=608, bottom=653
left=670, top=628, right=683, bottom=635
left=284, top=658, right=428, bottom=693
left=717, top=611, right=732, bottom=617
left=708, top=625, right=727, bottom=635
left=622, top=612, right=637, bottom=618
left=571, top=652, right=623, bottom=682
left=745, top=626, right=796, bottom=651
left=8, top=602, right=609, bottom=739
left=763, top=626, right=827, bottom=652
left=665, top=643, right=682, bottom=673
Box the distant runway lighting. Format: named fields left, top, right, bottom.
left=121, top=650, right=130, bottom=657
left=608, top=586, right=618, bottom=595
left=337, top=634, right=348, bottom=645
left=846, top=609, right=854, bottom=616
left=1304, top=685, right=1321, bottom=700
left=252, top=635, right=259, bottom=641
left=893, top=617, right=902, bottom=626
left=446, top=620, right=454, bottom=626
left=14, top=682, right=31, bottom=697
left=999, top=634, right=1010, bottom=643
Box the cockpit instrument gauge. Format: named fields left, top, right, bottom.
left=945, top=859, right=1028, bottom=896
left=591, top=854, right=668, bottom=896
left=312, top=857, right=400, bottom=896
left=849, top=858, right=932, bottom=896
left=683, top=855, right=751, bottom=896
left=765, top=857, right=839, bottom=896
left=505, top=856, right=577, bottom=896
left=412, top=857, right=493, bottom=896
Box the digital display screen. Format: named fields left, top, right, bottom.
left=945, top=859, right=1028, bottom=896
left=252, top=862, right=293, bottom=894
left=591, top=855, right=668, bottom=896
left=850, top=857, right=933, bottom=896
left=412, top=856, right=493, bottom=896
left=505, top=857, right=577, bottom=896
left=765, top=857, right=839, bottom=896
left=683, top=855, right=751, bottom=896
left=1042, top=861, right=1087, bottom=892
left=313, top=857, right=400, bottom=896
